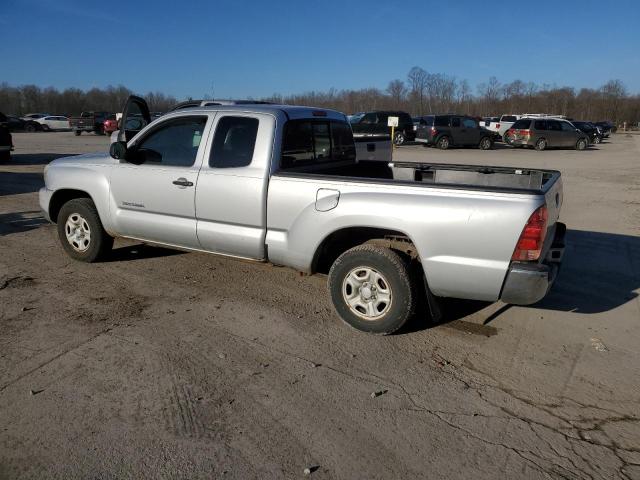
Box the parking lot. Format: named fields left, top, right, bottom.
left=1, top=132, right=639, bottom=479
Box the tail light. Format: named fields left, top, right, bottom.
left=496, top=123, right=500, bottom=129
left=430, top=127, right=437, bottom=136
left=518, top=129, right=532, bottom=136
left=512, top=206, right=548, bottom=261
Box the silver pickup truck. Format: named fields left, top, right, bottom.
left=39, top=96, right=565, bottom=334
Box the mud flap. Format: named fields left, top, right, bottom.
left=423, top=275, right=443, bottom=324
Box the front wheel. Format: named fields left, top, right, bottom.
left=25, top=123, right=37, bottom=133
left=593, top=136, right=601, bottom=144
left=393, top=131, right=405, bottom=146
left=57, top=198, right=113, bottom=262
left=575, top=138, right=587, bottom=150
left=479, top=137, right=493, bottom=150
left=328, top=245, right=416, bottom=334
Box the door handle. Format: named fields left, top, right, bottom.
left=172, top=177, right=193, bottom=187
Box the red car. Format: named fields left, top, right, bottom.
left=103, top=114, right=118, bottom=136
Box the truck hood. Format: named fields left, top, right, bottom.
left=50, top=152, right=116, bottom=167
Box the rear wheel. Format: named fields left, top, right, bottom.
left=575, top=138, right=587, bottom=150
left=25, top=123, right=37, bottom=133
left=393, top=131, right=405, bottom=146
left=479, top=136, right=493, bottom=150
left=593, top=136, right=601, bottom=144
left=535, top=138, right=547, bottom=151
left=57, top=198, right=113, bottom=262
left=328, top=245, right=416, bottom=334
left=436, top=136, right=450, bottom=150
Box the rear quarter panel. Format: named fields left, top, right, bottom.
left=267, top=176, right=545, bottom=301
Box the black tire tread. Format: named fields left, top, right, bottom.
left=57, top=198, right=113, bottom=262
left=328, top=244, right=416, bottom=335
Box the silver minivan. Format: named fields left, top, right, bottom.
left=504, top=118, right=589, bottom=151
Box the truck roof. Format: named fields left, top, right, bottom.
left=169, top=104, right=347, bottom=121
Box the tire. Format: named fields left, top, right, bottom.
left=593, top=136, right=601, bottom=144
left=393, top=131, right=405, bottom=146
left=479, top=136, right=493, bottom=150
left=74, top=130, right=81, bottom=136
left=25, top=123, right=37, bottom=133
left=57, top=198, right=113, bottom=262
left=575, top=138, right=587, bottom=150
left=328, top=244, right=416, bottom=334
left=535, top=138, right=547, bottom=151
left=436, top=136, right=450, bottom=150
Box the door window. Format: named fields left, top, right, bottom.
left=359, top=113, right=377, bottom=124
left=534, top=120, right=547, bottom=130
left=210, top=116, right=259, bottom=168
left=134, top=116, right=207, bottom=167
left=434, top=116, right=450, bottom=127
left=560, top=121, right=575, bottom=132
left=451, top=117, right=461, bottom=127
left=462, top=118, right=477, bottom=128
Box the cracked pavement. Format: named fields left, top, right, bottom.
left=1, top=132, right=639, bottom=479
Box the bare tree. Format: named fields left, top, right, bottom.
left=386, top=79, right=407, bottom=107
left=407, top=67, right=429, bottom=115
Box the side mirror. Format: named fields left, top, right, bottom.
left=109, top=141, right=128, bottom=160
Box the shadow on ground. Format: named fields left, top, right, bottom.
left=0, top=211, right=49, bottom=235
left=403, top=229, right=640, bottom=334
left=0, top=172, right=44, bottom=195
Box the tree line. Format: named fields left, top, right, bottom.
left=1, top=68, right=638, bottom=125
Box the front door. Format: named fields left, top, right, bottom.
left=459, top=117, right=481, bottom=146
left=110, top=113, right=212, bottom=249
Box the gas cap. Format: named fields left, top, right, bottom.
left=315, top=189, right=340, bottom=212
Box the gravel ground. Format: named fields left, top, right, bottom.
left=1, top=131, right=639, bottom=479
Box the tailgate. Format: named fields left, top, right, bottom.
left=543, top=175, right=563, bottom=227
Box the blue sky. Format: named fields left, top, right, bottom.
left=1, top=0, right=639, bottom=100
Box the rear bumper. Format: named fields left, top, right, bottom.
left=500, top=222, right=566, bottom=305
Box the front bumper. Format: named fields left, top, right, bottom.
left=500, top=222, right=566, bottom=305
left=39, top=187, right=54, bottom=222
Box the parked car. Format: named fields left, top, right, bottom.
left=482, top=114, right=521, bottom=138
left=22, top=113, right=51, bottom=132
left=595, top=121, right=615, bottom=137
left=415, top=114, right=495, bottom=150
left=103, top=114, right=118, bottom=136
left=4, top=115, right=26, bottom=131
left=34, top=115, right=72, bottom=131
left=504, top=118, right=589, bottom=150
left=572, top=121, right=602, bottom=144
left=69, top=111, right=112, bottom=135
left=0, top=113, right=13, bottom=162
left=350, top=110, right=415, bottom=145
left=39, top=96, right=566, bottom=334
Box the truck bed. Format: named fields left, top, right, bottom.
left=277, top=160, right=560, bottom=195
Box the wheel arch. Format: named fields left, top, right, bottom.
left=48, top=189, right=93, bottom=223
left=311, top=226, right=421, bottom=275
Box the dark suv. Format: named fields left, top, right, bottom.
left=415, top=114, right=495, bottom=150
left=0, top=112, right=13, bottom=162
left=350, top=111, right=415, bottom=145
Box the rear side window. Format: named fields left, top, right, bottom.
left=281, top=120, right=355, bottom=168
left=434, top=116, right=449, bottom=127
left=501, top=115, right=518, bottom=122
left=422, top=116, right=434, bottom=126
left=533, top=120, right=547, bottom=130
left=451, top=117, right=461, bottom=127
left=462, top=118, right=477, bottom=128
left=210, top=116, right=259, bottom=168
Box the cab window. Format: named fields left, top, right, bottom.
left=281, top=120, right=355, bottom=168
left=209, top=116, right=259, bottom=168
left=134, top=116, right=207, bottom=167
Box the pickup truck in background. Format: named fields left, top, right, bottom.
left=39, top=96, right=565, bottom=334
left=483, top=114, right=521, bottom=139
left=69, top=111, right=112, bottom=136
left=0, top=113, right=13, bottom=161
